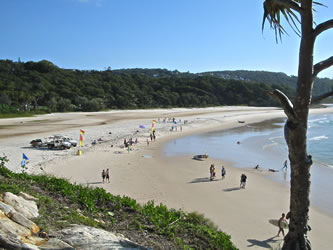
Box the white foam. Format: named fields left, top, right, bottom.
left=309, top=135, right=328, bottom=141
left=313, top=160, right=333, bottom=169
left=269, top=136, right=283, bottom=140
left=263, top=142, right=278, bottom=150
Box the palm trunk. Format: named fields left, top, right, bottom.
left=283, top=1, right=314, bottom=249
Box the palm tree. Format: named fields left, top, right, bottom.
left=262, top=0, right=333, bottom=249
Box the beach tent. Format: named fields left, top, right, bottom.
left=139, top=125, right=146, bottom=128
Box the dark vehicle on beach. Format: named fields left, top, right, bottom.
left=30, top=139, right=44, bottom=147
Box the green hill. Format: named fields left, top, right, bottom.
left=1, top=59, right=332, bottom=115
left=200, top=70, right=333, bottom=97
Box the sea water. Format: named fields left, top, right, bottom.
left=163, top=112, right=333, bottom=216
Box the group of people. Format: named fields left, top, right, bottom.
left=101, top=169, right=110, bottom=183
left=150, top=130, right=156, bottom=141
left=209, top=164, right=217, bottom=181
left=209, top=164, right=227, bottom=181
left=124, top=138, right=138, bottom=148
left=209, top=164, right=247, bottom=189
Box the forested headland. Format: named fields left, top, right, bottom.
left=0, top=59, right=332, bottom=114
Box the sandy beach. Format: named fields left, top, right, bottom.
left=1, top=106, right=333, bottom=249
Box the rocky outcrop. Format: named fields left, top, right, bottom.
left=58, top=225, right=148, bottom=249
left=0, top=192, right=147, bottom=250
left=2, top=192, right=39, bottom=219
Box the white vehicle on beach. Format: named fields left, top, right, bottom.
left=46, top=139, right=71, bottom=150
left=50, top=135, right=78, bottom=147
left=62, top=136, right=78, bottom=147
left=45, top=135, right=72, bottom=150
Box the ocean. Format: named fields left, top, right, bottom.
left=163, top=111, right=333, bottom=216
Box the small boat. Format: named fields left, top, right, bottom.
left=193, top=154, right=208, bottom=160
left=238, top=120, right=245, bottom=123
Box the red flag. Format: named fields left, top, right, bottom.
left=80, top=129, right=85, bottom=134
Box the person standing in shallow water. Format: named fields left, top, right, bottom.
left=282, top=160, right=288, bottom=171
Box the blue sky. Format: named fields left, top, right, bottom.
left=1, top=0, right=332, bottom=78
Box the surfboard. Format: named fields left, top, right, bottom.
left=269, top=219, right=288, bottom=229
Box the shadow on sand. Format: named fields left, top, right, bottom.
left=86, top=181, right=104, bottom=185
left=191, top=157, right=205, bottom=161
left=189, top=177, right=218, bottom=183
left=21, top=146, right=50, bottom=151
left=223, top=187, right=242, bottom=192
left=247, top=236, right=282, bottom=249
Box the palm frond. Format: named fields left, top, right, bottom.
left=262, top=0, right=326, bottom=42
left=283, top=8, right=301, bottom=36
left=262, top=0, right=301, bottom=42
left=313, top=1, right=326, bottom=7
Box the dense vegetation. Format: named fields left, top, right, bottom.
left=1, top=59, right=332, bottom=114
left=0, top=59, right=293, bottom=114
left=0, top=156, right=237, bottom=249
left=200, top=70, right=333, bottom=97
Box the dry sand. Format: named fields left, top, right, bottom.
left=1, top=106, right=332, bottom=249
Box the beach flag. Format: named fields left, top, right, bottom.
left=23, top=153, right=29, bottom=160
left=152, top=121, right=155, bottom=131
left=152, top=120, right=157, bottom=124
left=21, top=153, right=29, bottom=169
left=77, top=129, right=84, bottom=155
left=80, top=134, right=83, bottom=147
left=79, top=129, right=85, bottom=147
left=21, top=159, right=26, bottom=168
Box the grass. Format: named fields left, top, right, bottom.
left=0, top=110, right=49, bottom=119
left=28, top=119, right=51, bottom=123
left=0, top=156, right=237, bottom=249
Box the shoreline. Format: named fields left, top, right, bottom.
left=162, top=111, right=333, bottom=217
left=1, top=106, right=333, bottom=249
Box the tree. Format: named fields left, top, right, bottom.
left=262, top=1, right=333, bottom=249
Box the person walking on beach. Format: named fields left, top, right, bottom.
left=106, top=169, right=110, bottom=183
left=221, top=166, right=226, bottom=179
left=102, top=169, right=106, bottom=183
left=277, top=213, right=287, bottom=237
left=240, top=174, right=247, bottom=188
left=209, top=164, right=215, bottom=181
